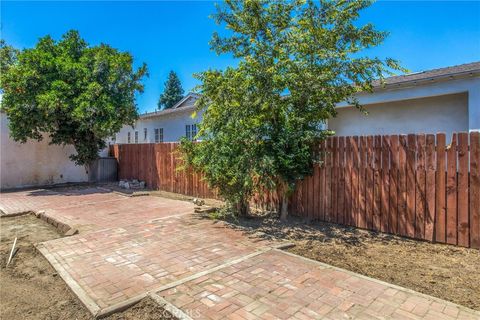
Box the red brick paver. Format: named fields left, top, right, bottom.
left=158, top=250, right=479, bottom=320
left=1, top=187, right=479, bottom=319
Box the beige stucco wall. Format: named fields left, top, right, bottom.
left=328, top=92, right=469, bottom=140
left=0, top=112, right=88, bottom=190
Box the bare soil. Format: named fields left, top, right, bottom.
left=0, top=214, right=175, bottom=320
left=224, top=213, right=480, bottom=311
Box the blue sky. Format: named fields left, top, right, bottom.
left=2, top=1, right=479, bottom=114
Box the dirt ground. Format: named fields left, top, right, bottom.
left=224, top=212, right=480, bottom=311
left=0, top=214, right=175, bottom=320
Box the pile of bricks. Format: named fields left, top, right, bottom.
left=118, top=179, right=146, bottom=190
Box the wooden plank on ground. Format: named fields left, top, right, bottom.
left=424, top=134, right=436, bottom=241
left=470, top=132, right=480, bottom=249
left=457, top=132, right=469, bottom=247
left=446, top=133, right=458, bottom=245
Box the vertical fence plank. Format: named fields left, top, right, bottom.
left=425, top=134, right=436, bottom=241
left=389, top=135, right=399, bottom=234
left=415, top=134, right=426, bottom=240
left=373, top=135, right=382, bottom=231
left=337, top=137, right=345, bottom=224
left=325, top=138, right=332, bottom=222
left=381, top=135, right=390, bottom=233
left=406, top=134, right=416, bottom=238
left=457, top=132, right=469, bottom=247
left=366, top=136, right=374, bottom=229
left=320, top=140, right=326, bottom=221
left=332, top=137, right=339, bottom=223
left=352, top=136, right=360, bottom=227
left=358, top=136, right=367, bottom=229
left=398, top=135, right=408, bottom=237
left=435, top=134, right=446, bottom=243
left=313, top=162, right=320, bottom=220
left=470, top=132, right=480, bottom=249
left=446, top=133, right=458, bottom=245
left=345, top=137, right=352, bottom=225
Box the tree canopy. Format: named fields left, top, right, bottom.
left=158, top=70, right=184, bottom=110
left=181, top=0, right=404, bottom=217
left=0, top=30, right=147, bottom=166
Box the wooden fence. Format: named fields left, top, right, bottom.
left=110, top=132, right=480, bottom=249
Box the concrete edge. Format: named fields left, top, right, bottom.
left=35, top=243, right=101, bottom=315
left=95, top=292, right=149, bottom=319
left=275, top=248, right=480, bottom=316
left=150, top=292, right=194, bottom=320
left=0, top=210, right=32, bottom=218
left=152, top=247, right=272, bottom=295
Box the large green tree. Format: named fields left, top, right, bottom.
left=181, top=0, right=404, bottom=217
left=157, top=70, right=184, bottom=109
left=0, top=30, right=147, bottom=166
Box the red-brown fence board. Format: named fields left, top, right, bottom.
left=457, top=133, right=469, bottom=247
left=110, top=131, right=480, bottom=249
left=446, top=134, right=457, bottom=245
left=470, top=132, right=480, bottom=249
left=415, top=134, right=426, bottom=240
left=435, top=134, right=446, bottom=243
left=425, top=134, right=436, bottom=242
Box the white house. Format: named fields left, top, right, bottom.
left=114, top=93, right=202, bottom=144
left=114, top=62, right=479, bottom=145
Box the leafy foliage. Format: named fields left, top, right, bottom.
left=158, top=70, right=184, bottom=110
left=0, top=30, right=147, bottom=166
left=181, top=0, right=404, bottom=217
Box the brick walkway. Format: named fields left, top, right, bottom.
left=1, top=187, right=478, bottom=319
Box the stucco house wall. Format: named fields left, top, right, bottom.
left=329, top=92, right=469, bottom=139
left=0, top=112, right=88, bottom=190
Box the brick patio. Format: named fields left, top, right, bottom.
left=1, top=187, right=478, bottom=319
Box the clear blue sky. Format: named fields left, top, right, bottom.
left=2, top=1, right=479, bottom=114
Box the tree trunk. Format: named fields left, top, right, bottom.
left=278, top=181, right=290, bottom=221
left=235, top=198, right=251, bottom=217
left=280, top=194, right=289, bottom=221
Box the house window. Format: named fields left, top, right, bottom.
left=144, top=128, right=147, bottom=141
left=186, top=124, right=197, bottom=141
left=134, top=131, right=138, bottom=143
left=127, top=132, right=131, bottom=144
left=191, top=124, right=197, bottom=140
left=154, top=128, right=164, bottom=143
